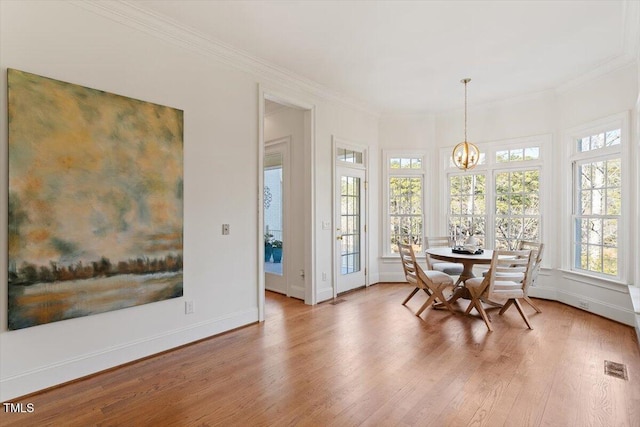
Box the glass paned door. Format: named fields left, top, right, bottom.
left=341, top=175, right=361, bottom=274
left=336, top=166, right=365, bottom=293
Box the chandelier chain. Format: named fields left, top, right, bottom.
left=464, top=81, right=467, bottom=141
left=462, top=78, right=470, bottom=142
left=452, top=78, right=479, bottom=171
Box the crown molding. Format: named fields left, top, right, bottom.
left=68, top=0, right=637, bottom=117
left=69, top=0, right=380, bottom=118
left=435, top=87, right=557, bottom=119
left=554, top=56, right=637, bottom=94
left=557, top=0, right=639, bottom=94
left=623, top=0, right=640, bottom=59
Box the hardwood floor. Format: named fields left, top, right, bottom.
left=2, top=283, right=639, bottom=426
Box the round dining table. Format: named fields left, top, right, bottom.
left=425, top=247, right=493, bottom=286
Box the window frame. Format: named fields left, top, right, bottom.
left=493, top=166, right=542, bottom=250
left=382, top=150, right=427, bottom=258
left=447, top=171, right=488, bottom=246
left=440, top=135, right=549, bottom=253
left=564, top=112, right=630, bottom=284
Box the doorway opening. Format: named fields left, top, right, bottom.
left=259, top=92, right=315, bottom=321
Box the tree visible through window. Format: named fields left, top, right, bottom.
left=571, top=126, right=622, bottom=278
left=445, top=140, right=545, bottom=251
left=389, top=177, right=422, bottom=253
left=495, top=169, right=540, bottom=249
left=385, top=154, right=425, bottom=255
left=448, top=174, right=486, bottom=246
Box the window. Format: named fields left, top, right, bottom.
left=448, top=174, right=486, bottom=246
left=444, top=137, right=547, bottom=251
left=336, top=147, right=363, bottom=164
left=384, top=152, right=425, bottom=255
left=495, top=169, right=540, bottom=249
left=570, top=124, right=624, bottom=278
left=496, top=147, right=540, bottom=163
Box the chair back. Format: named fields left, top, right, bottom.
left=486, top=249, right=534, bottom=297
left=517, top=241, right=544, bottom=290
left=398, top=243, right=419, bottom=286
left=517, top=241, right=543, bottom=264
left=425, top=236, right=454, bottom=269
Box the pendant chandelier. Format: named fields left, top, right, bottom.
left=452, top=78, right=480, bottom=170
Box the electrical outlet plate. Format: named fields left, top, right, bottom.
left=185, top=300, right=194, bottom=314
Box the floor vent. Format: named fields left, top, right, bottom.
left=604, top=360, right=628, bottom=380
left=330, top=299, right=346, bottom=305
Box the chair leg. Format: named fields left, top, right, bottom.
left=442, top=286, right=463, bottom=306
left=416, top=292, right=438, bottom=316
left=402, top=288, right=419, bottom=305
left=433, top=288, right=455, bottom=313
left=523, top=296, right=542, bottom=313
left=498, top=299, right=514, bottom=315
left=464, top=298, right=477, bottom=315
left=475, top=303, right=494, bottom=332
left=513, top=299, right=533, bottom=329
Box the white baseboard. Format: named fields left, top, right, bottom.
left=527, top=285, right=557, bottom=300
left=555, top=289, right=634, bottom=326
left=378, top=272, right=406, bottom=283
left=289, top=284, right=305, bottom=300
left=635, top=313, right=640, bottom=349
left=368, top=273, right=380, bottom=286
left=316, top=286, right=334, bottom=303
left=0, top=308, right=258, bottom=401
left=629, top=286, right=640, bottom=348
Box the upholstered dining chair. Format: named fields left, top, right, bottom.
left=398, top=243, right=455, bottom=316
left=517, top=241, right=544, bottom=313
left=463, top=249, right=535, bottom=332
left=480, top=241, right=544, bottom=313
left=425, top=236, right=464, bottom=276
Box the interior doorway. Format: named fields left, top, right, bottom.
left=259, top=93, right=315, bottom=321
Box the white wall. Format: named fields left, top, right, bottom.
left=0, top=1, right=379, bottom=400
left=378, top=64, right=639, bottom=326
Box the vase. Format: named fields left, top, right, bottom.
left=272, top=247, right=282, bottom=263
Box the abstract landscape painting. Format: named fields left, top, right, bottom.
left=8, top=69, right=184, bottom=330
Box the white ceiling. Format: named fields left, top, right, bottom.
left=134, top=0, right=638, bottom=113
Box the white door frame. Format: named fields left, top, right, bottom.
left=332, top=137, right=369, bottom=298
left=258, top=85, right=316, bottom=322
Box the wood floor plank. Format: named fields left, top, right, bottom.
left=2, top=283, right=639, bottom=427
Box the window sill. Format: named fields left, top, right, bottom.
left=559, top=269, right=629, bottom=293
